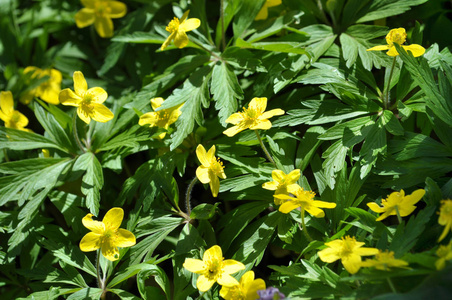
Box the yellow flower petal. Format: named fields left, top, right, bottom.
left=115, top=228, right=136, bottom=248
left=312, top=200, right=337, bottom=209
left=197, top=275, right=216, bottom=292
left=402, top=44, right=426, bottom=57
left=342, top=254, right=362, bottom=274
left=217, top=273, right=240, bottom=287
left=305, top=206, right=325, bottom=218
left=73, top=71, right=87, bottom=96
left=94, top=16, right=114, bottom=38
left=139, top=112, right=159, bottom=127
left=262, top=181, right=278, bottom=190
left=173, top=30, right=189, bottom=48
left=204, top=245, right=222, bottom=261
left=80, top=232, right=102, bottom=252
left=222, top=259, right=245, bottom=274
left=279, top=201, right=300, bottom=214
left=82, top=213, right=105, bottom=234
left=196, top=167, right=211, bottom=184
left=366, top=45, right=390, bottom=52
left=196, top=144, right=209, bottom=167
left=108, top=1, right=127, bottom=18
left=150, top=97, right=164, bottom=110
left=224, top=112, right=244, bottom=125
left=161, top=31, right=176, bottom=51
left=88, top=87, right=108, bottom=104
left=59, top=88, right=83, bottom=106
left=183, top=258, right=205, bottom=274
left=179, top=18, right=201, bottom=32
left=77, top=106, right=92, bottom=124
left=102, top=207, right=124, bottom=231
left=209, top=173, right=220, bottom=197
left=249, top=97, right=267, bottom=114
left=101, top=238, right=120, bottom=261
left=260, top=108, right=285, bottom=119
left=249, top=119, right=272, bottom=130
left=318, top=247, right=340, bottom=263
left=91, top=103, right=114, bottom=123
left=0, top=91, right=14, bottom=116
left=75, top=8, right=95, bottom=28
left=81, top=0, right=95, bottom=8
left=223, top=125, right=245, bottom=137
left=367, top=202, right=385, bottom=213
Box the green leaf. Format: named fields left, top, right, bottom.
left=232, top=0, right=266, bottom=39
left=190, top=203, right=220, bottom=220
left=66, top=288, right=102, bottom=300
left=0, top=127, right=66, bottom=152
left=112, top=32, right=165, bottom=44
left=236, top=38, right=309, bottom=55
left=382, top=110, right=404, bottom=136
left=340, top=25, right=389, bottom=70
left=73, top=153, right=104, bottom=216
left=159, top=66, right=211, bottom=150
left=108, top=289, right=141, bottom=300
left=211, top=61, right=243, bottom=125
left=322, top=140, right=348, bottom=189
left=137, top=265, right=171, bottom=300
left=389, top=132, right=452, bottom=161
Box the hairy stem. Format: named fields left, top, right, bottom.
left=384, top=56, right=397, bottom=109
left=254, top=130, right=276, bottom=167
left=185, top=176, right=198, bottom=217
left=73, top=112, right=86, bottom=153
left=300, top=210, right=313, bottom=242
left=387, top=277, right=397, bottom=293
left=395, top=205, right=403, bottom=224
left=220, top=0, right=226, bottom=50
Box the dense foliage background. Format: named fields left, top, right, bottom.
left=1, top=0, right=452, bottom=299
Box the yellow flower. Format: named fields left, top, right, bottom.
left=367, top=189, right=425, bottom=221
left=438, top=199, right=452, bottom=242
left=0, top=91, right=31, bottom=132
left=75, top=0, right=127, bottom=38
left=21, top=67, right=62, bottom=105
left=220, top=270, right=266, bottom=300
left=367, top=28, right=425, bottom=57
left=360, top=250, right=409, bottom=271
left=255, top=0, right=282, bottom=20
left=196, top=144, right=226, bottom=197
left=318, top=236, right=379, bottom=274
left=274, top=184, right=336, bottom=217
left=262, top=169, right=300, bottom=205
left=79, top=207, right=136, bottom=261
left=223, top=97, right=284, bottom=137
left=161, top=10, right=201, bottom=51
left=138, top=97, right=182, bottom=139
left=435, top=241, right=452, bottom=270
left=183, top=245, right=245, bottom=292
left=59, top=71, right=114, bottom=124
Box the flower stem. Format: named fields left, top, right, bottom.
left=384, top=56, right=397, bottom=109
left=254, top=130, right=276, bottom=167
left=395, top=206, right=403, bottom=224
left=73, top=112, right=86, bottom=153
left=185, top=176, right=198, bottom=217
left=300, top=210, right=313, bottom=242
left=387, top=277, right=397, bottom=293
left=96, top=249, right=102, bottom=290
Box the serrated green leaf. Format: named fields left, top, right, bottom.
left=74, top=153, right=103, bottom=215
left=211, top=61, right=243, bottom=125
left=0, top=127, right=66, bottom=152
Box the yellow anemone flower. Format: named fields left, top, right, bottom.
left=220, top=270, right=266, bottom=300
left=138, top=97, right=182, bottom=139
left=262, top=169, right=300, bottom=205
left=318, top=236, right=379, bottom=274
left=59, top=71, right=114, bottom=124
left=255, top=0, right=282, bottom=20
left=366, top=28, right=425, bottom=57
left=0, top=91, right=31, bottom=132
left=196, top=144, right=226, bottom=197
left=79, top=207, right=136, bottom=261
left=183, top=245, right=245, bottom=292
left=367, top=189, right=425, bottom=221
left=161, top=10, right=201, bottom=51
left=75, top=0, right=127, bottom=38
left=21, top=67, right=62, bottom=105
left=360, top=250, right=409, bottom=271
left=435, top=241, right=452, bottom=270
left=223, top=97, right=284, bottom=137
left=274, top=184, right=336, bottom=218
left=438, top=199, right=452, bottom=242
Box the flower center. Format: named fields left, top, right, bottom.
left=210, top=157, right=225, bottom=175
left=204, top=259, right=222, bottom=280
left=95, top=1, right=111, bottom=17
left=340, top=237, right=356, bottom=257
left=166, top=17, right=180, bottom=33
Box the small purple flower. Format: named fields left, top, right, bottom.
left=257, top=287, right=286, bottom=300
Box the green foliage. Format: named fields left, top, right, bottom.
left=1, top=0, right=451, bottom=299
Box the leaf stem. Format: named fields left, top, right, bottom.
left=387, top=277, right=397, bottom=293
left=395, top=206, right=403, bottom=224
left=73, top=112, right=86, bottom=153
left=254, top=130, right=276, bottom=167
left=384, top=56, right=397, bottom=109
left=300, top=210, right=313, bottom=242
left=185, top=176, right=198, bottom=217
left=220, top=0, right=226, bottom=51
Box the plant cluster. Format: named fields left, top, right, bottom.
left=1, top=0, right=452, bottom=299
